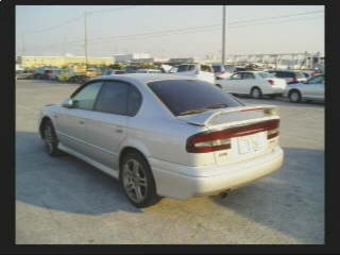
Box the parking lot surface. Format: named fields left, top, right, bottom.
left=16, top=79, right=324, bottom=244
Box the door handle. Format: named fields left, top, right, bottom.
left=79, top=120, right=85, bottom=125
left=53, top=115, right=58, bottom=119
left=115, top=129, right=123, bottom=133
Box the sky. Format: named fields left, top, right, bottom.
left=15, top=5, right=324, bottom=59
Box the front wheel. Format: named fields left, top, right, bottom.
left=120, top=152, right=160, bottom=208
left=251, top=87, right=262, bottom=99
left=289, top=90, right=301, bottom=103
left=43, top=120, right=62, bottom=156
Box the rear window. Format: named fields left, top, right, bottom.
left=148, top=80, right=243, bottom=116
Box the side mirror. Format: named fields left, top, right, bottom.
left=62, top=98, right=74, bottom=108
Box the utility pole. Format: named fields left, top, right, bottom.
left=222, top=5, right=226, bottom=64
left=84, top=11, right=88, bottom=69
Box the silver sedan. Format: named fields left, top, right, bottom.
left=284, top=74, right=324, bottom=103
left=39, top=74, right=284, bottom=207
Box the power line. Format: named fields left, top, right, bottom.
left=229, top=15, right=323, bottom=29
left=229, top=10, right=323, bottom=25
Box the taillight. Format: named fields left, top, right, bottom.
left=186, top=119, right=280, bottom=153
left=267, top=79, right=275, bottom=85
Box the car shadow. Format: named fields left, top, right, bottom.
left=211, top=147, right=324, bottom=243
left=16, top=131, right=142, bottom=215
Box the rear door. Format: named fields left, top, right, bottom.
left=240, top=72, right=256, bottom=94
left=83, top=80, right=139, bottom=170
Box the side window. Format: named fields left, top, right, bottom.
left=71, top=82, right=103, bottom=110
left=231, top=73, right=242, bottom=80
left=308, top=75, right=324, bottom=84
left=177, top=65, right=189, bottom=72
left=127, top=86, right=142, bottom=116
left=94, top=81, right=129, bottom=115
left=242, top=72, right=255, bottom=79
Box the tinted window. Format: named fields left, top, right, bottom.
left=127, top=86, right=142, bottom=116
left=177, top=65, right=195, bottom=72
left=72, top=82, right=103, bottom=110
left=148, top=80, right=242, bottom=116
left=94, top=81, right=129, bottom=115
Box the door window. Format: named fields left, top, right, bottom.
left=242, top=72, right=255, bottom=79
left=230, top=73, right=242, bottom=80
left=94, top=81, right=129, bottom=115
left=308, top=75, right=324, bottom=84
left=71, top=82, right=103, bottom=110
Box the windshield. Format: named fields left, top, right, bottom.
left=212, top=65, right=222, bottom=72
left=258, top=72, right=275, bottom=78
left=148, top=79, right=243, bottom=116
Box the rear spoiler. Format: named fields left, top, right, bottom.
left=177, top=105, right=279, bottom=127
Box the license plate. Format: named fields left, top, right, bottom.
left=237, top=133, right=266, bottom=155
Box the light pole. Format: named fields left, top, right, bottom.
left=222, top=5, right=226, bottom=64
left=84, top=11, right=88, bottom=69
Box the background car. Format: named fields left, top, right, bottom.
left=136, top=69, right=162, bottom=74
left=39, top=74, right=283, bottom=208
left=283, top=74, right=324, bottom=103
left=16, top=70, right=34, bottom=80
left=173, top=63, right=215, bottom=83
left=212, top=64, right=236, bottom=80
left=216, top=71, right=287, bottom=99
left=102, top=69, right=126, bottom=75
left=268, top=70, right=307, bottom=84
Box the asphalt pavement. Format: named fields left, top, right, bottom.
left=15, top=79, right=324, bottom=244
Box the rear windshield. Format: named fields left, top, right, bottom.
left=258, top=72, right=275, bottom=78
left=148, top=80, right=243, bottom=116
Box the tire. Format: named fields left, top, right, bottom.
left=120, top=151, right=160, bottom=208
left=289, top=90, right=301, bottom=103
left=251, top=87, right=262, bottom=99
left=43, top=120, right=62, bottom=156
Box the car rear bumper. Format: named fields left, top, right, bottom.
left=150, top=147, right=284, bottom=199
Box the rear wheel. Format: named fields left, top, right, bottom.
left=120, top=152, right=160, bottom=208
left=251, top=87, right=262, bottom=99
left=289, top=90, right=301, bottom=103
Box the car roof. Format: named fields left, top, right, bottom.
left=91, top=73, right=197, bottom=85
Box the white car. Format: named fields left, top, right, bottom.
left=283, top=74, right=324, bottom=103
left=216, top=71, right=287, bottom=99
left=39, top=74, right=284, bottom=207
left=212, top=64, right=236, bottom=80
left=173, top=63, right=215, bottom=84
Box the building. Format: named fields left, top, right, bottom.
left=168, top=58, right=195, bottom=64
left=113, top=53, right=151, bottom=63
left=17, top=55, right=114, bottom=68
